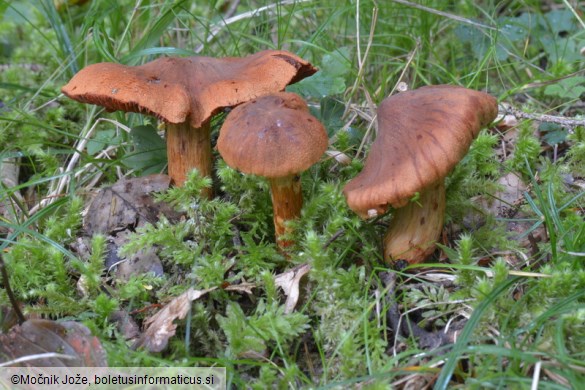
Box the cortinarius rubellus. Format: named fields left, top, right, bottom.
left=217, top=92, right=328, bottom=248
left=343, top=85, right=498, bottom=264
left=62, top=50, right=317, bottom=197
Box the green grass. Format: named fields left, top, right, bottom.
left=1, top=0, right=585, bottom=388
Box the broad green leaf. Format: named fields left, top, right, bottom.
left=538, top=122, right=569, bottom=146
left=86, top=129, right=120, bottom=156
left=544, top=76, right=585, bottom=100
left=287, top=47, right=351, bottom=98
left=542, top=9, right=578, bottom=35
left=123, top=125, right=167, bottom=174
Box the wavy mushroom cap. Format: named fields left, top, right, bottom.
left=217, top=92, right=328, bottom=178
left=343, top=85, right=498, bottom=217
left=61, top=50, right=317, bottom=128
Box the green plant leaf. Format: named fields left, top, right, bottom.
left=542, top=9, right=578, bottom=35
left=539, top=122, right=569, bottom=145
left=287, top=47, right=351, bottom=98
left=544, top=76, right=585, bottom=100
left=123, top=125, right=167, bottom=174
left=86, top=129, right=120, bottom=156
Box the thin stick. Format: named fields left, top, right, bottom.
left=561, top=0, right=585, bottom=31
left=505, top=106, right=585, bottom=130
left=348, top=2, right=379, bottom=98
left=531, top=361, right=542, bottom=390
left=0, top=252, right=25, bottom=324
left=0, top=353, right=77, bottom=367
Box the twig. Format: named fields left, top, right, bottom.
left=349, top=0, right=378, bottom=97
left=531, top=361, right=542, bottom=390
left=0, top=252, right=25, bottom=324
left=323, top=229, right=346, bottom=249
left=223, top=0, right=242, bottom=19
left=506, top=106, right=585, bottom=130
left=380, top=272, right=464, bottom=351
left=0, top=353, right=76, bottom=367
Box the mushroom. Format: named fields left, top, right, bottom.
left=343, top=85, right=498, bottom=264
left=61, top=50, right=317, bottom=197
left=217, top=92, right=328, bottom=248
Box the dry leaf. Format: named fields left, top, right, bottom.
left=133, top=287, right=216, bottom=352
left=495, top=114, right=519, bottom=131
left=0, top=158, right=20, bottom=236
left=468, top=173, right=546, bottom=255
left=110, top=231, right=163, bottom=281
left=0, top=320, right=107, bottom=367
left=223, top=282, right=256, bottom=295
left=274, top=263, right=311, bottom=314
left=133, top=281, right=256, bottom=352
left=84, top=174, right=180, bottom=235
left=487, top=173, right=527, bottom=218
left=109, top=310, right=140, bottom=341
left=325, top=150, right=352, bottom=165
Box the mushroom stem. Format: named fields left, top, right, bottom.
left=166, top=122, right=213, bottom=198
left=383, top=181, right=446, bottom=264
left=268, top=175, right=303, bottom=248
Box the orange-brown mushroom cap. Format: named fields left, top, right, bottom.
left=343, top=85, right=498, bottom=217
left=61, top=50, right=317, bottom=128
left=217, top=92, right=328, bottom=177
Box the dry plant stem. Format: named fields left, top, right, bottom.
left=269, top=175, right=303, bottom=248
left=380, top=271, right=463, bottom=351
left=0, top=253, right=25, bottom=324
left=506, top=106, right=585, bottom=129
left=1, top=158, right=23, bottom=226
left=166, top=122, right=213, bottom=198
left=384, top=181, right=446, bottom=264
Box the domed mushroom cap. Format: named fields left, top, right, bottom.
left=343, top=85, right=498, bottom=217
left=217, top=92, right=328, bottom=178
left=61, top=50, right=317, bottom=128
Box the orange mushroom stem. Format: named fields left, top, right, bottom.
left=269, top=175, right=304, bottom=247
left=217, top=93, right=328, bottom=249
left=383, top=181, right=446, bottom=263
left=166, top=122, right=213, bottom=197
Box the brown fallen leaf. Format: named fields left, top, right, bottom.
left=495, top=113, right=519, bottom=131
left=134, top=281, right=256, bottom=352
left=79, top=175, right=179, bottom=282
left=486, top=172, right=527, bottom=218
left=274, top=263, right=311, bottom=314
left=110, top=231, right=164, bottom=282
left=223, top=282, right=256, bottom=295
left=325, top=149, right=352, bottom=165
left=0, top=319, right=107, bottom=367
left=0, top=158, right=21, bottom=237
left=84, top=174, right=181, bottom=235
left=133, top=287, right=215, bottom=353
left=462, top=173, right=546, bottom=263
left=109, top=310, right=140, bottom=341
